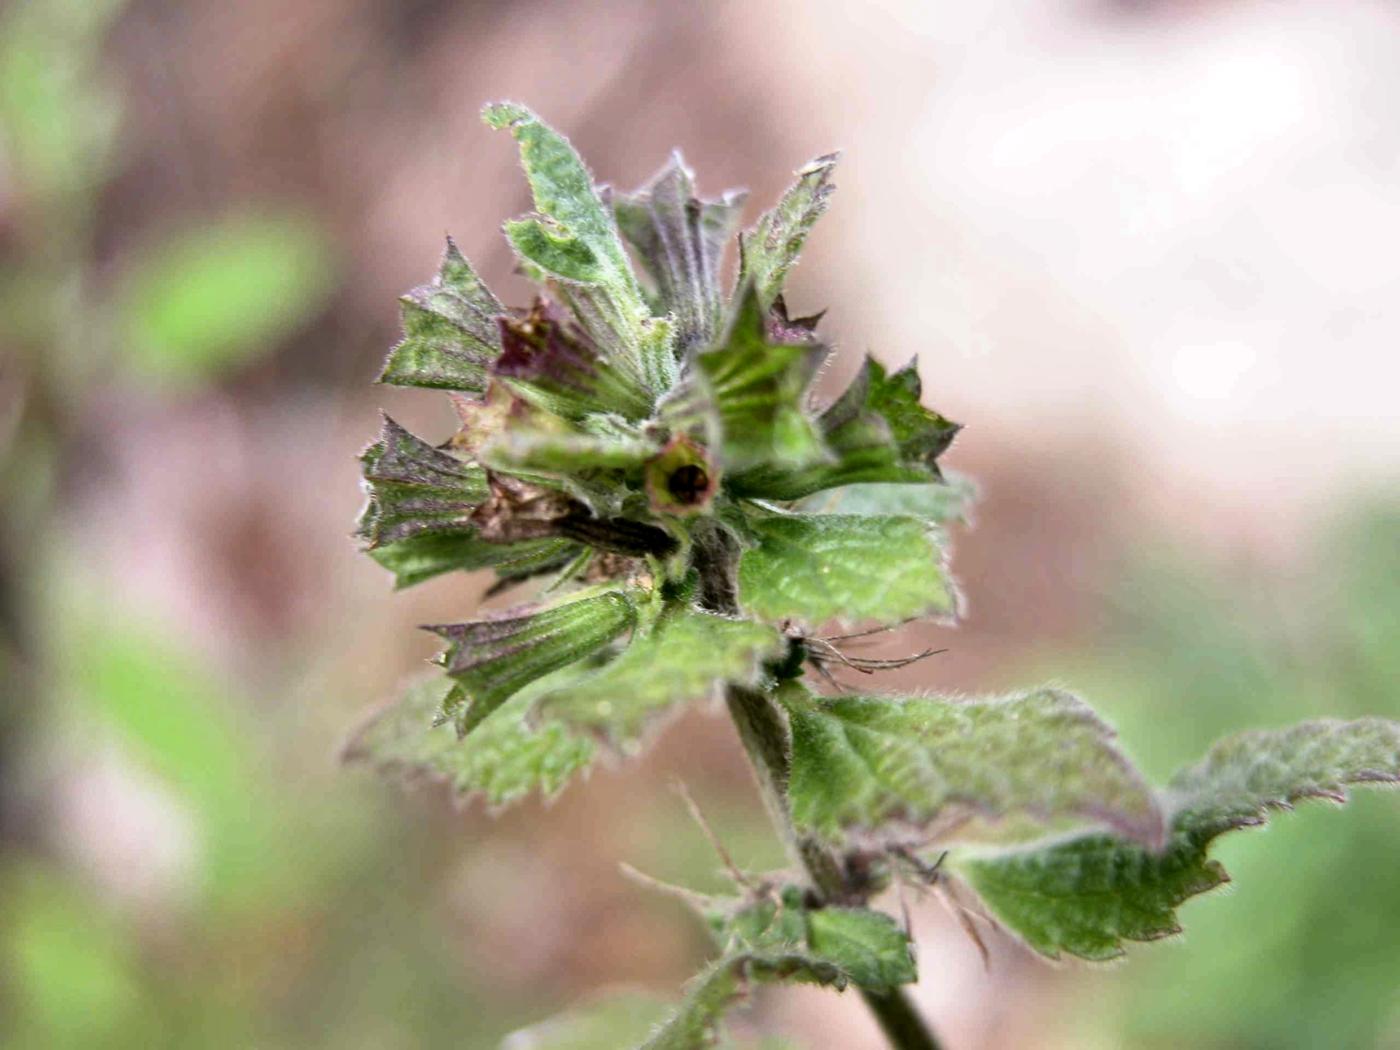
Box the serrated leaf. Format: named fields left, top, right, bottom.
left=739, top=153, right=838, bottom=310
left=429, top=591, right=637, bottom=735
left=368, top=531, right=578, bottom=590
left=732, top=357, right=960, bottom=501
left=736, top=513, right=954, bottom=628
left=793, top=474, right=976, bottom=525
left=379, top=237, right=504, bottom=391
left=710, top=889, right=916, bottom=994
left=958, top=718, right=1400, bottom=961
left=640, top=952, right=845, bottom=1050
left=539, top=605, right=784, bottom=749
left=358, top=416, right=489, bottom=547
left=780, top=681, right=1165, bottom=849
left=694, top=286, right=827, bottom=473
left=613, top=152, right=746, bottom=353
left=483, top=102, right=670, bottom=392
left=495, top=300, right=653, bottom=420
left=344, top=675, right=596, bottom=808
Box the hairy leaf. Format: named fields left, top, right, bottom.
left=368, top=531, right=578, bottom=590
left=780, top=682, right=1164, bottom=849
left=539, top=606, right=784, bottom=749
left=694, top=286, right=827, bottom=473
left=640, top=951, right=845, bottom=1050
left=358, top=416, right=489, bottom=546
left=711, top=888, right=916, bottom=994
left=484, top=102, right=670, bottom=392
left=737, top=513, right=954, bottom=628
left=613, top=152, right=746, bottom=353
left=379, top=237, right=504, bottom=391
left=429, top=591, right=637, bottom=735
left=740, top=153, right=838, bottom=310
left=958, top=718, right=1400, bottom=961
left=344, top=675, right=595, bottom=808
left=794, top=475, right=976, bottom=525
left=495, top=301, right=652, bottom=420
left=730, top=357, right=959, bottom=502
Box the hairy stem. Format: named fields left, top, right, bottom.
left=725, top=685, right=943, bottom=1050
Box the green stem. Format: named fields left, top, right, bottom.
left=725, top=685, right=943, bottom=1050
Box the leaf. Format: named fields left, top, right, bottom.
left=500, top=993, right=670, bottom=1050
left=957, top=718, right=1400, bottom=961
left=357, top=416, right=489, bottom=546
left=640, top=951, right=845, bottom=1050
left=780, top=681, right=1165, bottom=849
left=118, top=213, right=332, bottom=386
left=793, top=474, right=976, bottom=525
left=539, top=605, right=784, bottom=749
left=739, top=153, right=839, bottom=310
left=367, top=532, right=578, bottom=590
left=494, top=300, right=652, bottom=419
left=379, top=236, right=504, bottom=391
left=710, top=888, right=916, bottom=994
left=613, top=152, right=746, bottom=353
left=729, top=357, right=960, bottom=502
left=694, top=286, right=827, bottom=473
left=344, top=674, right=596, bottom=808
left=736, top=513, right=954, bottom=628
left=429, top=590, right=637, bottom=735
left=483, top=102, right=669, bottom=392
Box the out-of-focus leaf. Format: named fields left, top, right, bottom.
left=958, top=718, right=1400, bottom=961
left=738, top=154, right=838, bottom=310
left=500, top=992, right=670, bottom=1050
left=613, top=152, right=746, bottom=353
left=345, top=674, right=596, bottom=808
left=780, top=681, right=1164, bottom=849
left=737, top=513, right=954, bottom=628
left=793, top=474, right=976, bottom=524
left=695, top=286, right=827, bottom=473
left=429, top=590, right=637, bottom=735
left=357, top=416, right=488, bottom=547
left=539, top=605, right=783, bottom=749
left=379, top=236, right=503, bottom=391
left=117, top=213, right=332, bottom=385
left=711, top=887, right=916, bottom=994
left=484, top=102, right=671, bottom=392
left=367, top=532, right=577, bottom=590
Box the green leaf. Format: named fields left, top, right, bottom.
left=729, top=357, right=960, bottom=502
left=694, top=286, right=827, bottom=473
left=793, top=474, right=976, bottom=525
left=495, top=300, right=653, bottom=419
left=367, top=532, right=577, bottom=590
left=639, top=951, right=845, bottom=1050
left=118, top=213, right=332, bottom=386
left=483, top=102, right=670, bottom=392
left=430, top=591, right=637, bottom=735
left=958, top=718, right=1400, bottom=961
left=500, top=993, right=670, bottom=1050
left=737, top=513, right=954, bottom=628
left=739, top=153, right=838, bottom=310
left=711, top=888, right=916, bottom=994
left=357, top=416, right=489, bottom=547
left=539, top=605, right=784, bottom=750
left=613, top=152, right=746, bottom=353
left=379, top=236, right=504, bottom=391
left=780, top=681, right=1165, bottom=848
left=344, top=674, right=596, bottom=808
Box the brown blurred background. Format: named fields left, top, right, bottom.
left=3, top=1, right=1398, bottom=1047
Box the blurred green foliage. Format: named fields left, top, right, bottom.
left=1054, top=500, right=1400, bottom=1050
left=117, top=215, right=333, bottom=386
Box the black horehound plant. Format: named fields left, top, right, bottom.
left=347, top=103, right=1400, bottom=1050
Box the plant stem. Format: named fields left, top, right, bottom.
left=725, top=685, right=943, bottom=1050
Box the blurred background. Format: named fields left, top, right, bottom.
left=2, top=0, right=1397, bottom=1046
